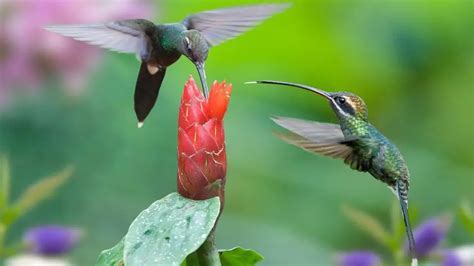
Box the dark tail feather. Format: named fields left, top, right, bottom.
left=397, top=180, right=417, bottom=264
left=134, top=63, right=167, bottom=127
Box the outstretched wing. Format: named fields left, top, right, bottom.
left=271, top=116, right=355, bottom=160
left=275, top=131, right=353, bottom=159
left=182, top=3, right=290, bottom=46
left=45, top=19, right=155, bottom=61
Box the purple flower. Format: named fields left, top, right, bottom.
left=337, top=251, right=381, bottom=266
left=0, top=0, right=153, bottom=105
left=405, top=215, right=452, bottom=258
left=24, top=225, right=82, bottom=255
left=446, top=245, right=474, bottom=266
left=441, top=251, right=462, bottom=266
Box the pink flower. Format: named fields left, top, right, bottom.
left=0, top=0, right=153, bottom=105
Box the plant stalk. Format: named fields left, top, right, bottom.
left=196, top=230, right=221, bottom=266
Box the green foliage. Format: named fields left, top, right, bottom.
left=0, top=157, right=72, bottom=257
left=11, top=166, right=73, bottom=219
left=219, top=247, right=263, bottom=266
left=342, top=205, right=392, bottom=248
left=458, top=201, right=474, bottom=236
left=0, top=155, right=10, bottom=209
left=97, top=193, right=220, bottom=266
left=96, top=238, right=124, bottom=266
left=342, top=203, right=409, bottom=264
left=181, top=247, right=263, bottom=266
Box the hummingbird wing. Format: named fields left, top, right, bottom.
left=182, top=3, right=290, bottom=46
left=134, top=63, right=166, bottom=126
left=272, top=116, right=355, bottom=159
left=44, top=19, right=155, bottom=61
left=273, top=116, right=377, bottom=171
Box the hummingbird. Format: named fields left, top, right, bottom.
left=45, top=4, right=289, bottom=127
left=247, top=80, right=418, bottom=265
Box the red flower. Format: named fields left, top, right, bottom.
left=177, top=76, right=232, bottom=210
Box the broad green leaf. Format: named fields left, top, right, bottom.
left=123, top=193, right=220, bottom=266
left=219, top=247, right=264, bottom=266
left=342, top=205, right=391, bottom=247
left=13, top=166, right=73, bottom=215
left=0, top=155, right=10, bottom=209
left=459, top=201, right=474, bottom=236
left=181, top=252, right=199, bottom=266
left=96, top=238, right=124, bottom=266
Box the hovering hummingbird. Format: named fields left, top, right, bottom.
left=247, top=80, right=418, bottom=265
left=45, top=4, right=289, bottom=127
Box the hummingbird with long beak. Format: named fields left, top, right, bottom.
left=45, top=4, right=289, bottom=127
left=247, top=80, right=418, bottom=265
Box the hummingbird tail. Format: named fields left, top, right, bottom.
left=134, top=63, right=166, bottom=125
left=397, top=180, right=417, bottom=261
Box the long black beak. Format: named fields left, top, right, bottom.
left=195, top=62, right=209, bottom=99
left=245, top=80, right=332, bottom=100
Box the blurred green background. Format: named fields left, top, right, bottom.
left=1, top=0, right=473, bottom=265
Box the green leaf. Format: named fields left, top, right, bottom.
left=459, top=201, right=474, bottom=236
left=342, top=205, right=391, bottom=247
left=0, top=155, right=10, bottom=209
left=219, top=247, right=264, bottom=266
left=123, top=193, right=220, bottom=266
left=96, top=238, right=124, bottom=266
left=181, top=252, right=199, bottom=266
left=13, top=166, right=73, bottom=216
left=388, top=199, right=405, bottom=250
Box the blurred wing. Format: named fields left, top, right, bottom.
left=272, top=116, right=356, bottom=159
left=274, top=131, right=353, bottom=159
left=45, top=19, right=155, bottom=61
left=271, top=116, right=350, bottom=142
left=182, top=3, right=290, bottom=46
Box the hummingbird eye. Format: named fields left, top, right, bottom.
left=335, top=96, right=346, bottom=104
left=184, top=37, right=192, bottom=52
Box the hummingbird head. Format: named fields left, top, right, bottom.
left=181, top=30, right=209, bottom=63
left=179, top=31, right=210, bottom=97
left=246, top=80, right=369, bottom=121
left=329, top=92, right=368, bottom=121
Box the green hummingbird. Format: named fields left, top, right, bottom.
left=45, top=4, right=289, bottom=127
left=247, top=80, right=418, bottom=265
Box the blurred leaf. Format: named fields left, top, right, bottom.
left=180, top=252, right=199, bottom=266
left=390, top=199, right=402, bottom=235
left=0, top=208, right=20, bottom=226
left=459, top=201, right=474, bottom=236
left=0, top=155, right=10, bottom=209
left=123, top=193, right=220, bottom=266
left=389, top=199, right=405, bottom=250
left=13, top=166, right=73, bottom=216
left=96, top=238, right=124, bottom=266
left=342, top=205, right=391, bottom=247
left=219, top=247, right=264, bottom=266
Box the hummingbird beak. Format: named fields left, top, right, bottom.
left=245, top=80, right=333, bottom=100
left=195, top=62, right=209, bottom=99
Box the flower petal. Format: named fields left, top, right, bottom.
left=24, top=225, right=81, bottom=255
left=336, top=251, right=381, bottom=266
left=405, top=215, right=451, bottom=258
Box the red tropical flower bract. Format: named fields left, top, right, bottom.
left=177, top=76, right=232, bottom=210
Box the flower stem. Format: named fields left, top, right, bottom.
left=196, top=230, right=221, bottom=266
